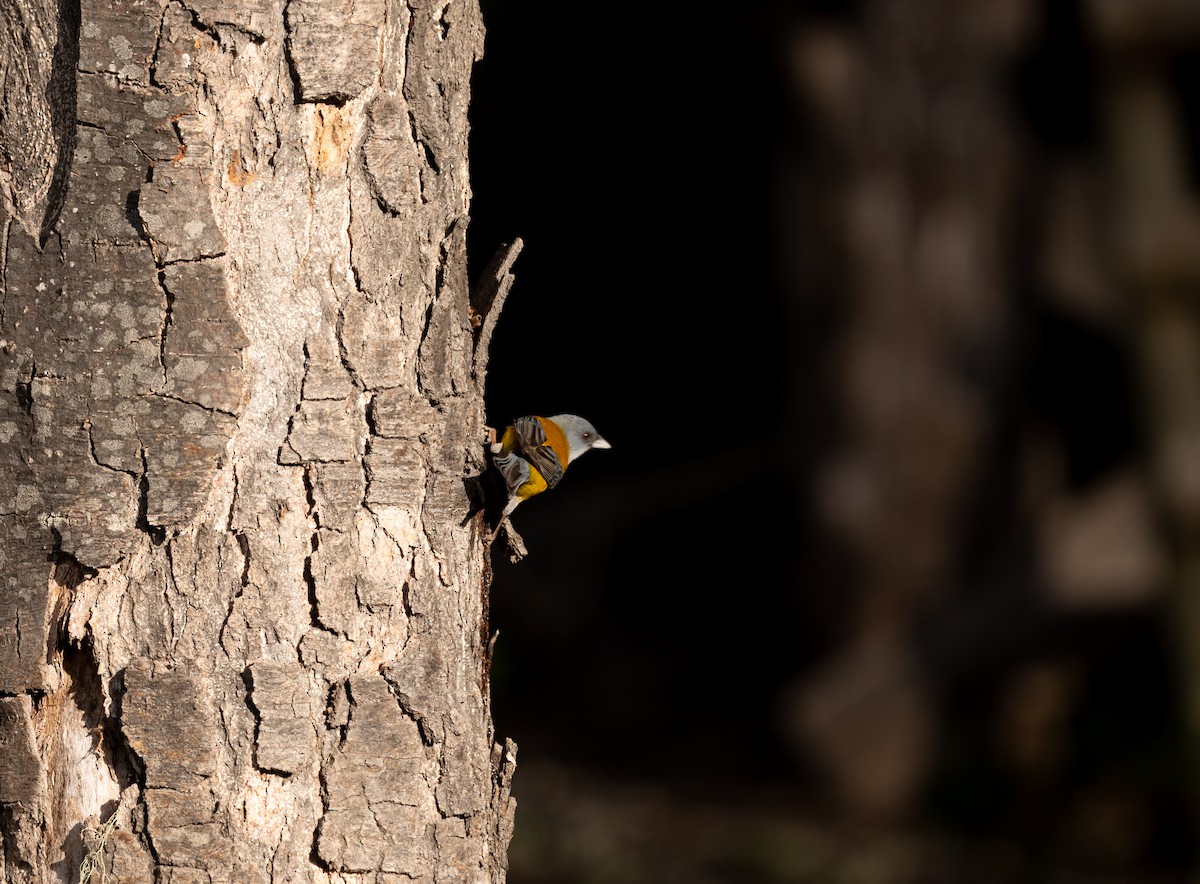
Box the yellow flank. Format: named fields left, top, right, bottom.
left=515, top=468, right=548, bottom=500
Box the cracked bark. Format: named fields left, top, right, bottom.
left=0, top=0, right=515, bottom=881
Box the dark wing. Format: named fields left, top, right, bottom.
left=492, top=450, right=532, bottom=496
left=508, top=416, right=547, bottom=448
left=508, top=416, right=565, bottom=489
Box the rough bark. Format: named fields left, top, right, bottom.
left=0, top=0, right=516, bottom=881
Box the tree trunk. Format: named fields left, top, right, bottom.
left=0, top=0, right=516, bottom=881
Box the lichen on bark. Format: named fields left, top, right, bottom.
left=0, top=0, right=514, bottom=881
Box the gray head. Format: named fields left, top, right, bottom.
left=549, top=414, right=612, bottom=464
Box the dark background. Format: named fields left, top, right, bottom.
left=467, top=1, right=1200, bottom=881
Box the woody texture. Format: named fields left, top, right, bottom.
left=0, top=0, right=516, bottom=881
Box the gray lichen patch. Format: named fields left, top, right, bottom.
left=3, top=237, right=162, bottom=368
left=160, top=259, right=249, bottom=415
left=139, top=169, right=227, bottom=263
left=30, top=377, right=142, bottom=566
left=2, top=219, right=246, bottom=561
left=2, top=51, right=248, bottom=563
left=0, top=521, right=55, bottom=691
left=75, top=77, right=188, bottom=161
left=139, top=397, right=238, bottom=529
left=79, top=0, right=162, bottom=84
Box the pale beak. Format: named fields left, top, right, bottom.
left=592, top=437, right=612, bottom=450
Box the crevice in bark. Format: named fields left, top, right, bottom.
left=302, top=549, right=324, bottom=631
left=45, top=522, right=66, bottom=574
left=309, top=822, right=332, bottom=874
left=83, top=418, right=139, bottom=482
left=1, top=217, right=10, bottom=327
left=328, top=681, right=350, bottom=748
left=301, top=463, right=319, bottom=526
left=361, top=443, right=377, bottom=517
left=298, top=339, right=311, bottom=397
left=278, top=383, right=305, bottom=464
left=301, top=469, right=336, bottom=634
left=480, top=546, right=494, bottom=694
left=219, top=529, right=251, bottom=654
left=236, top=531, right=251, bottom=589
left=433, top=219, right=453, bottom=297
left=420, top=138, right=440, bottom=178
left=156, top=249, right=228, bottom=267
left=14, top=359, right=34, bottom=415
left=146, top=0, right=169, bottom=86
left=413, top=300, right=436, bottom=396
left=156, top=268, right=173, bottom=386
left=145, top=390, right=237, bottom=419
left=39, top=0, right=80, bottom=247
left=408, top=108, right=434, bottom=206
left=364, top=394, right=379, bottom=437
left=334, top=300, right=366, bottom=391
left=106, top=670, right=149, bottom=821
left=135, top=447, right=166, bottom=544
left=162, top=541, right=179, bottom=650
left=384, top=672, right=435, bottom=747
left=48, top=554, right=93, bottom=657
left=400, top=3, right=434, bottom=209
left=224, top=462, right=240, bottom=532
left=467, top=237, right=521, bottom=388
left=48, top=226, right=66, bottom=264
left=309, top=685, right=343, bottom=872
left=63, top=635, right=135, bottom=806
left=124, top=188, right=149, bottom=250
left=170, top=0, right=262, bottom=47
left=280, top=0, right=310, bottom=107
left=243, top=667, right=288, bottom=778
left=127, top=178, right=155, bottom=254
left=13, top=610, right=24, bottom=667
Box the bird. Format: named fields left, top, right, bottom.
left=486, top=414, right=611, bottom=540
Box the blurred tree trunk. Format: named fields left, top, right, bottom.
left=0, top=0, right=515, bottom=881
left=1088, top=0, right=1200, bottom=776
left=778, top=0, right=1035, bottom=822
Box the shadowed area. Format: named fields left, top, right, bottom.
left=470, top=0, right=1200, bottom=881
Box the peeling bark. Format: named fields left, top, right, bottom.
left=0, top=0, right=515, bottom=881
